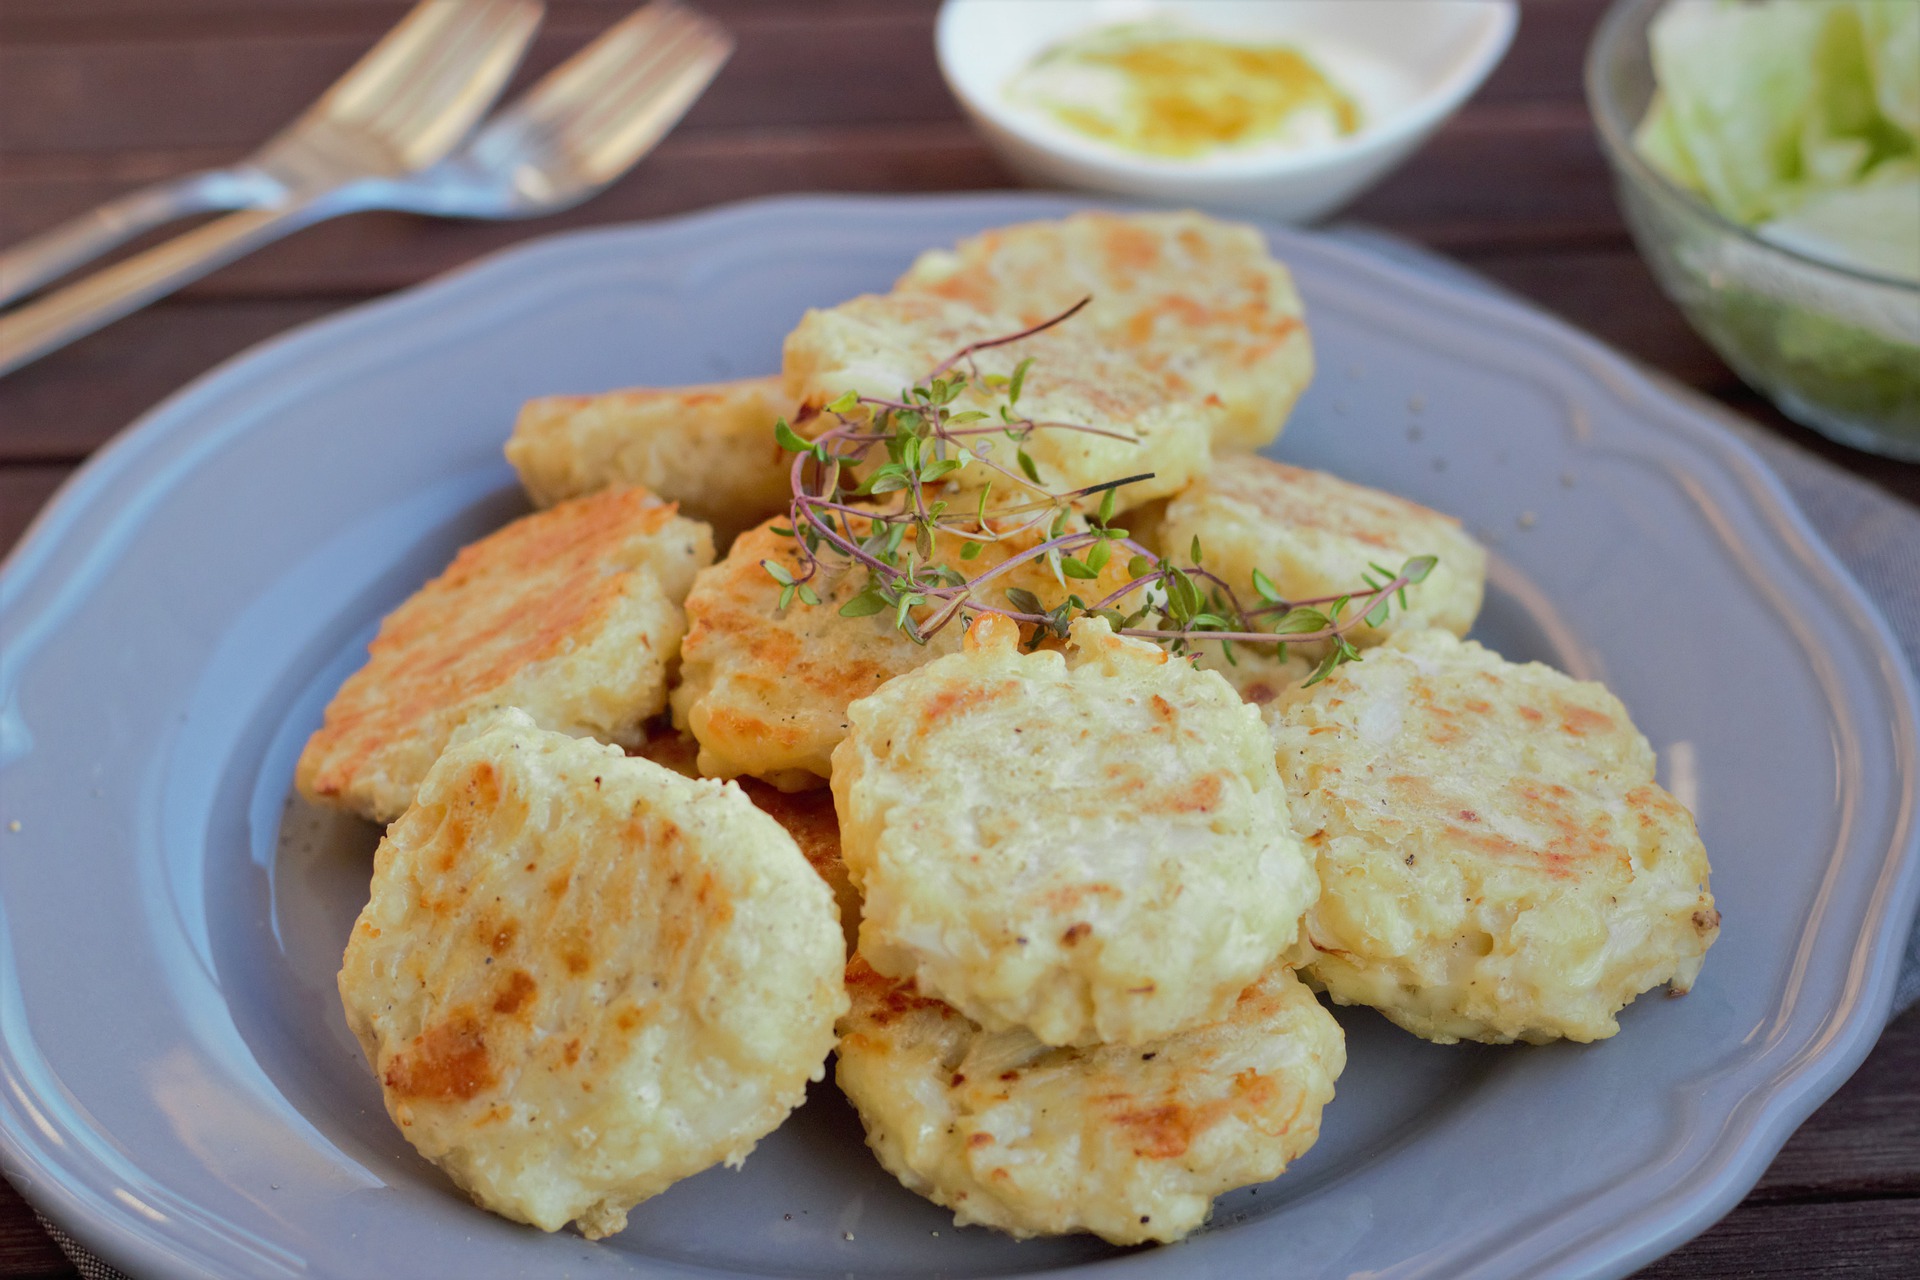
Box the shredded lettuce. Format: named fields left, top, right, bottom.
left=1759, top=165, right=1920, bottom=280
left=1635, top=0, right=1920, bottom=281
left=1857, top=0, right=1919, bottom=138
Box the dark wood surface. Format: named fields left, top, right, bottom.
left=1, top=2, right=1915, bottom=1276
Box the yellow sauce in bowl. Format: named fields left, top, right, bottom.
left=1008, top=22, right=1362, bottom=160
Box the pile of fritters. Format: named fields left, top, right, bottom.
left=301, top=210, right=1717, bottom=1247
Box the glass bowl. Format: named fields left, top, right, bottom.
left=1585, top=0, right=1920, bottom=460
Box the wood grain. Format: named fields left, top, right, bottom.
left=1637, top=1197, right=1920, bottom=1279
left=0, top=1182, right=68, bottom=1280
left=1, top=0, right=1916, bottom=1276
left=0, top=465, right=78, bottom=551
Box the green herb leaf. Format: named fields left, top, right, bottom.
left=1128, top=555, right=1156, bottom=579
left=1190, top=535, right=1204, bottom=564
left=1096, top=486, right=1117, bottom=526
left=774, top=419, right=812, bottom=453
left=1085, top=540, right=1111, bottom=573
left=1166, top=567, right=1203, bottom=620
left=762, top=560, right=795, bottom=587
left=1272, top=606, right=1331, bottom=636
left=1008, top=356, right=1034, bottom=405
left=960, top=540, right=984, bottom=560
left=840, top=591, right=887, bottom=618
left=797, top=584, right=821, bottom=607
left=825, top=390, right=860, bottom=414
left=1251, top=568, right=1282, bottom=604
left=1017, top=448, right=1042, bottom=484
left=1005, top=587, right=1046, bottom=617
left=1403, top=554, right=1438, bottom=584
left=1061, top=557, right=1100, bottom=580
left=1303, top=649, right=1343, bottom=687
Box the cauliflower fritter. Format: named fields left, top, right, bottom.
left=1272, top=630, right=1719, bottom=1044
left=1159, top=458, right=1487, bottom=649
left=836, top=956, right=1343, bottom=1245
left=782, top=291, right=1215, bottom=514
left=338, top=710, right=847, bottom=1238
left=505, top=377, right=793, bottom=548
left=896, top=210, right=1313, bottom=452
left=670, top=509, right=1130, bottom=790
left=297, top=487, right=713, bottom=823
left=832, top=614, right=1318, bottom=1047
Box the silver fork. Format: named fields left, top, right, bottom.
left=0, top=0, right=544, bottom=308
left=346, top=1, right=734, bottom=220
left=0, top=1, right=730, bottom=378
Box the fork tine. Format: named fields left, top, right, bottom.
left=516, top=3, right=731, bottom=177
left=569, top=22, right=731, bottom=173
left=317, top=1, right=481, bottom=123
left=542, top=11, right=707, bottom=142
left=511, top=2, right=687, bottom=131
left=358, top=0, right=544, bottom=168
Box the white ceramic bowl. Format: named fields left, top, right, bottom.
left=937, top=0, right=1518, bottom=223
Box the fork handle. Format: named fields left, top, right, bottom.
left=0, top=203, right=322, bottom=377
left=0, top=168, right=278, bottom=309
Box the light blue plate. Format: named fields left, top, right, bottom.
left=2, top=193, right=1915, bottom=1280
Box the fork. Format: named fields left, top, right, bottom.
left=0, top=0, right=544, bottom=308
left=0, top=1, right=730, bottom=378
left=343, top=1, right=734, bottom=221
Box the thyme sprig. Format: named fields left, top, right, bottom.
left=764, top=302, right=1437, bottom=685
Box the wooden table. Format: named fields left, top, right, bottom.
left=1, top=2, right=1915, bottom=1275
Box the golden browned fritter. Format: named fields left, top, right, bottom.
left=832, top=614, right=1318, bottom=1047
left=506, top=377, right=794, bottom=548
left=836, top=956, right=1343, bottom=1244
left=783, top=291, right=1217, bottom=514
left=670, top=509, right=1132, bottom=789
left=895, top=211, right=1313, bottom=452
left=297, top=487, right=713, bottom=823
left=338, top=710, right=847, bottom=1238
left=1158, top=456, right=1488, bottom=649
left=1273, top=629, right=1719, bottom=1044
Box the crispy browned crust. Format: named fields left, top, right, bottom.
left=296, top=486, right=712, bottom=821
left=895, top=211, right=1313, bottom=451
left=506, top=377, right=794, bottom=548
left=670, top=508, right=1132, bottom=788
left=835, top=956, right=1343, bottom=1244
